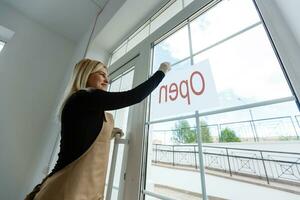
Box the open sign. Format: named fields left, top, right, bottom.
left=159, top=71, right=205, bottom=105
left=150, top=59, right=219, bottom=120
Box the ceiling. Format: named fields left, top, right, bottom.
left=0, top=0, right=105, bottom=42
left=2, top=0, right=299, bottom=55
left=0, top=0, right=167, bottom=53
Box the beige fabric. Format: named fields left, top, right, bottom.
left=34, top=112, right=114, bottom=200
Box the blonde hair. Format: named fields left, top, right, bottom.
left=71, top=58, right=107, bottom=93
left=58, top=58, right=107, bottom=119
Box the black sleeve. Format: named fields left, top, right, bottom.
left=82, top=70, right=165, bottom=111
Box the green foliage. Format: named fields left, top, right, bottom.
left=172, top=120, right=195, bottom=143
left=220, top=128, right=241, bottom=142
left=278, top=136, right=292, bottom=141
left=172, top=120, right=213, bottom=144
left=200, top=121, right=213, bottom=143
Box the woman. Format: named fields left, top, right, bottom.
left=25, top=58, right=171, bottom=200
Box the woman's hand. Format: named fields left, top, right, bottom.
left=158, top=62, right=171, bottom=74
left=111, top=127, right=124, bottom=139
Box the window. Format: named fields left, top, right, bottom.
left=190, top=0, right=260, bottom=54
left=105, top=67, right=135, bottom=199
left=109, top=0, right=195, bottom=65
left=152, top=25, right=190, bottom=72
left=127, top=23, right=150, bottom=52
left=150, top=0, right=182, bottom=34
left=145, top=0, right=300, bottom=199
left=110, top=42, right=127, bottom=64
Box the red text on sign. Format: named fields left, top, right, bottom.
left=159, top=71, right=205, bottom=105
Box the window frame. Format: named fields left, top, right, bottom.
left=107, top=0, right=300, bottom=199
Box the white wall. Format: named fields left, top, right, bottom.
left=21, top=3, right=117, bottom=200
left=0, top=2, right=76, bottom=199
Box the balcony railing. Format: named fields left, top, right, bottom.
left=147, top=97, right=298, bottom=199
left=152, top=144, right=300, bottom=185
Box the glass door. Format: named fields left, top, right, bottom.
left=105, top=57, right=137, bottom=200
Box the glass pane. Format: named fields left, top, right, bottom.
left=194, top=25, right=292, bottom=108
left=190, top=0, right=260, bottom=54
left=152, top=26, right=190, bottom=72
left=127, top=24, right=150, bottom=52
left=201, top=101, right=300, bottom=200
left=109, top=78, right=122, bottom=92
left=146, top=120, right=203, bottom=200
left=0, top=41, right=5, bottom=52
left=111, top=43, right=127, bottom=64
left=109, top=78, right=122, bottom=117
left=114, top=69, right=135, bottom=134
left=106, top=68, right=135, bottom=199
left=201, top=101, right=300, bottom=143
left=150, top=0, right=182, bottom=34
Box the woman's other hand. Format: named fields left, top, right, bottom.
left=111, top=127, right=124, bottom=139
left=158, top=62, right=171, bottom=74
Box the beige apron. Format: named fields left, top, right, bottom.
left=34, top=112, right=114, bottom=200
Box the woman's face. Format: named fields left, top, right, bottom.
left=86, top=67, right=109, bottom=91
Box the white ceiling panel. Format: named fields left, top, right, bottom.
left=0, top=0, right=107, bottom=41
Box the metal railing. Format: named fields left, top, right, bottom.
left=152, top=144, right=300, bottom=185
left=146, top=96, right=296, bottom=200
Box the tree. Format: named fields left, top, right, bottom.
left=172, top=120, right=213, bottom=143
left=220, top=128, right=241, bottom=142
left=172, top=120, right=195, bottom=143
left=200, top=121, right=213, bottom=143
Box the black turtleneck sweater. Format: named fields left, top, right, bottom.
left=49, top=70, right=164, bottom=176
